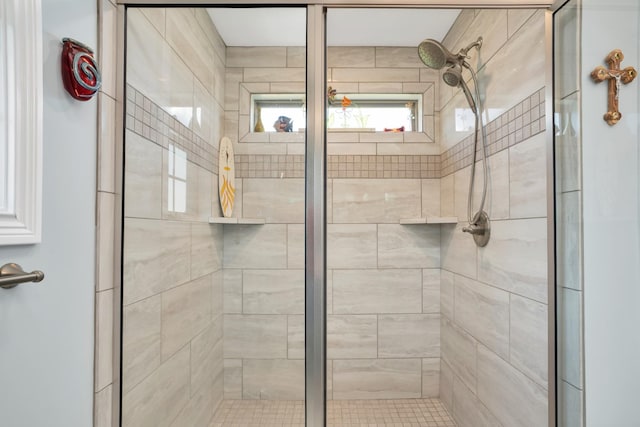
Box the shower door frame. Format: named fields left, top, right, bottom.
left=110, top=2, right=557, bottom=426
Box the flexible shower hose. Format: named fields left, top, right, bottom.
left=465, top=64, right=489, bottom=225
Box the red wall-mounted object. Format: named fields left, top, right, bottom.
left=61, top=38, right=101, bottom=101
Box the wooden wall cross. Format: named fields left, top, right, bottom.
left=591, top=49, right=637, bottom=126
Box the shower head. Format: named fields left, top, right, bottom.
left=418, top=37, right=483, bottom=70
left=417, top=39, right=459, bottom=70
left=442, top=64, right=463, bottom=87
left=418, top=36, right=483, bottom=115
left=444, top=64, right=477, bottom=114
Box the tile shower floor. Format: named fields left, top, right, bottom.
left=211, top=398, right=457, bottom=426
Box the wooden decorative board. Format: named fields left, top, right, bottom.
left=218, top=137, right=236, bottom=218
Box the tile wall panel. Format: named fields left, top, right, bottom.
left=438, top=10, right=548, bottom=427
left=161, top=275, right=213, bottom=360
left=242, top=269, right=304, bottom=315
left=333, top=269, right=423, bottom=314
left=121, top=9, right=226, bottom=427
left=333, top=359, right=423, bottom=400
left=453, top=275, right=510, bottom=359
left=223, top=225, right=287, bottom=269
left=378, top=314, right=440, bottom=358
left=510, top=294, right=548, bottom=388
left=422, top=358, right=440, bottom=397
left=327, top=315, right=378, bottom=359
left=378, top=224, right=440, bottom=268
left=121, top=346, right=190, bottom=427
left=327, top=224, right=378, bottom=269
left=476, top=345, right=548, bottom=427
left=122, top=296, right=162, bottom=394
left=451, top=377, right=503, bottom=427
left=242, top=360, right=305, bottom=400
left=223, top=315, right=287, bottom=359
left=332, top=179, right=422, bottom=223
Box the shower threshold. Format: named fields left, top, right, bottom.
left=211, top=397, right=457, bottom=426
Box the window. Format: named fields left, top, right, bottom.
left=251, top=93, right=422, bottom=133
left=252, top=94, right=306, bottom=133
left=327, top=94, right=422, bottom=131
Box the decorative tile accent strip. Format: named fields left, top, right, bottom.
left=328, top=155, right=440, bottom=179
left=235, top=154, right=305, bottom=178
left=441, top=87, right=546, bottom=177
left=125, top=84, right=544, bottom=180
left=234, top=154, right=440, bottom=179
left=125, top=84, right=218, bottom=173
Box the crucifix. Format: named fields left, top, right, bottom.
left=591, top=49, right=637, bottom=126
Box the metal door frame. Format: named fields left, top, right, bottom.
left=110, top=2, right=557, bottom=426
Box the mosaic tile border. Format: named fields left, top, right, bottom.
left=125, top=84, right=218, bottom=174
left=328, top=155, right=440, bottom=179
left=235, top=88, right=545, bottom=179
left=235, top=154, right=305, bottom=178
left=441, top=87, right=546, bottom=177
left=125, top=84, right=544, bottom=180
left=234, top=154, right=440, bottom=179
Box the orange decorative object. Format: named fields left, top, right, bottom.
left=61, top=38, right=101, bottom=101
left=590, top=49, right=637, bottom=125
left=341, top=96, right=352, bottom=110
left=384, top=126, right=405, bottom=133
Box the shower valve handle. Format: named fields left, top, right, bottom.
left=462, top=211, right=491, bottom=247
left=462, top=224, right=484, bottom=235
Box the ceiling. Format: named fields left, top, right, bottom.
left=207, top=8, right=461, bottom=47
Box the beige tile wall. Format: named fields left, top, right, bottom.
left=222, top=170, right=446, bottom=401
left=438, top=9, right=550, bottom=427
left=120, top=9, right=226, bottom=427
left=222, top=44, right=446, bottom=401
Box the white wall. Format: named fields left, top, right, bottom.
left=0, top=0, right=97, bottom=426
left=581, top=0, right=640, bottom=425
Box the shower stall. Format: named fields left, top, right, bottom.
left=118, top=5, right=552, bottom=427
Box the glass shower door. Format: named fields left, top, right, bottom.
left=324, top=8, right=456, bottom=426
left=121, top=7, right=307, bottom=426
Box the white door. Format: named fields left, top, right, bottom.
left=0, top=0, right=97, bottom=426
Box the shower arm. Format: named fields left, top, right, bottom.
left=457, top=37, right=483, bottom=60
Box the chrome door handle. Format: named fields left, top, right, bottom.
left=0, top=263, right=45, bottom=289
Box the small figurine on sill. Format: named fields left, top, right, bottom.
left=274, top=116, right=294, bottom=132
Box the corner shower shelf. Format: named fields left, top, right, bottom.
left=399, top=217, right=458, bottom=225
left=209, top=217, right=265, bottom=225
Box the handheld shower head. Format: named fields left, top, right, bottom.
left=442, top=64, right=462, bottom=87
left=417, top=39, right=459, bottom=70
left=443, top=64, right=477, bottom=114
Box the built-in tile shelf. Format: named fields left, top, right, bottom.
left=399, top=217, right=458, bottom=225
left=209, top=217, right=265, bottom=225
